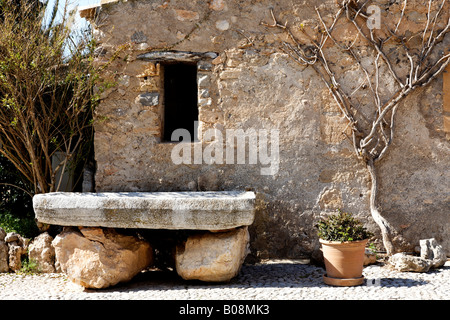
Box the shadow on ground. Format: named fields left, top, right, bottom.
left=82, top=262, right=430, bottom=293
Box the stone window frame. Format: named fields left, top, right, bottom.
left=136, top=51, right=218, bottom=143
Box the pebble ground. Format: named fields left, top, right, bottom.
left=0, top=259, right=448, bottom=300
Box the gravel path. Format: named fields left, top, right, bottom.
left=1, top=259, right=449, bottom=300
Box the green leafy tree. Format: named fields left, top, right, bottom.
left=0, top=0, right=100, bottom=195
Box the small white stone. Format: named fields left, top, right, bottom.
left=197, top=74, right=211, bottom=87
left=118, top=75, right=130, bottom=87
left=198, top=98, right=212, bottom=107
left=137, top=43, right=149, bottom=51
left=215, top=20, right=230, bottom=31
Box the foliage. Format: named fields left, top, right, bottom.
left=315, top=211, right=374, bottom=242
left=0, top=153, right=32, bottom=209
left=18, top=257, right=41, bottom=274
left=367, top=242, right=379, bottom=259
left=0, top=154, right=38, bottom=238
left=0, top=211, right=39, bottom=238
left=0, top=0, right=100, bottom=194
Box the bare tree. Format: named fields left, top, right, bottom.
left=0, top=0, right=101, bottom=194
left=262, top=0, right=450, bottom=254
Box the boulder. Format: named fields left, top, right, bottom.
left=0, top=227, right=6, bottom=241
left=363, top=248, right=377, bottom=266
left=0, top=241, right=9, bottom=272
left=175, top=227, right=250, bottom=282
left=420, top=238, right=447, bottom=268
left=5, top=232, right=28, bottom=272
left=7, top=243, right=26, bottom=272
left=389, top=253, right=431, bottom=272
left=28, top=232, right=56, bottom=273
left=5, top=232, right=19, bottom=243
left=0, top=228, right=8, bottom=272
left=52, top=227, right=153, bottom=289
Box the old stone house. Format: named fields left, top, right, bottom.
left=79, top=0, right=449, bottom=260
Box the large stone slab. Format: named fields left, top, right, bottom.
left=33, top=191, right=256, bottom=230
left=137, top=50, right=218, bottom=62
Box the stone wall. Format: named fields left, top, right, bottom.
left=82, top=0, right=450, bottom=259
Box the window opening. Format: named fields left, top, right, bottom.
left=163, top=62, right=198, bottom=142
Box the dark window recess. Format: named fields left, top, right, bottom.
left=163, top=63, right=198, bottom=142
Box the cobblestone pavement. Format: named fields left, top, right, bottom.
left=0, top=260, right=449, bottom=300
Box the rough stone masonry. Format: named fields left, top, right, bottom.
left=80, top=0, right=449, bottom=260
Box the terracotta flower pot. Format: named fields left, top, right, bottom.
left=319, top=238, right=368, bottom=286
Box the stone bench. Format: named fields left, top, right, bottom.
left=33, top=191, right=256, bottom=288
left=33, top=191, right=256, bottom=230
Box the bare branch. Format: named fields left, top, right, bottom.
left=260, top=8, right=287, bottom=29
left=346, top=6, right=405, bottom=88
left=406, top=51, right=415, bottom=88
left=417, top=54, right=450, bottom=87
left=262, top=2, right=449, bottom=254
left=376, top=103, right=399, bottom=163
left=394, top=0, right=407, bottom=34
left=421, top=0, right=433, bottom=49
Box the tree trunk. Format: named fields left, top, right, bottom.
left=366, top=159, right=395, bottom=255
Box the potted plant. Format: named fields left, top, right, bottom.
left=315, top=211, right=374, bottom=286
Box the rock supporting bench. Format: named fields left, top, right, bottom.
left=33, top=191, right=256, bottom=288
